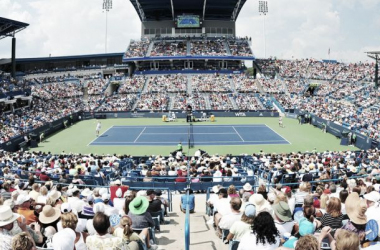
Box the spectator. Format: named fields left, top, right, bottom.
left=227, top=203, right=256, bottom=241
left=86, top=212, right=122, bottom=249
left=239, top=211, right=280, bottom=249
left=180, top=189, right=195, bottom=213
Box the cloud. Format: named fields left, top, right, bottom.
left=0, top=0, right=378, bottom=63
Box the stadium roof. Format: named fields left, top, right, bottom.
left=129, top=0, right=247, bottom=22
left=0, top=17, right=29, bottom=40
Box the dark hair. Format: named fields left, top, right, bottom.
left=252, top=211, right=279, bottom=245
left=339, top=190, right=349, bottom=203
left=93, top=212, right=110, bottom=235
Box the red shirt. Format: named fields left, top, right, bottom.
left=109, top=185, right=129, bottom=202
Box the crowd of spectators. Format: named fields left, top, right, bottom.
left=234, top=94, right=263, bottom=110
left=146, top=74, right=187, bottom=93
left=190, top=40, right=228, bottom=56
left=259, top=79, right=286, bottom=94
left=117, top=76, right=146, bottom=94
left=87, top=79, right=107, bottom=95
left=97, top=94, right=137, bottom=112
left=228, top=39, right=253, bottom=57
left=233, top=75, right=259, bottom=93
left=150, top=41, right=187, bottom=57
left=124, top=39, right=150, bottom=58
left=134, top=93, right=169, bottom=111
left=209, top=93, right=234, bottom=110
left=192, top=74, right=233, bottom=92
left=1, top=147, right=380, bottom=249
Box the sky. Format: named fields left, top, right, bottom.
left=0, top=0, right=379, bottom=63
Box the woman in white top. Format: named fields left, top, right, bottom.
left=61, top=212, right=88, bottom=250
left=238, top=211, right=280, bottom=250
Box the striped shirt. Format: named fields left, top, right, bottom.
left=321, top=213, right=346, bottom=229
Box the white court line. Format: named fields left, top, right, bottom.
left=232, top=126, right=245, bottom=142
left=111, top=125, right=269, bottom=128
left=87, top=125, right=114, bottom=146
left=264, top=125, right=292, bottom=145
left=134, top=127, right=146, bottom=143
left=91, top=140, right=288, bottom=144
left=142, top=132, right=237, bottom=135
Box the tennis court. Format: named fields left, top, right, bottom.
left=89, top=124, right=290, bottom=146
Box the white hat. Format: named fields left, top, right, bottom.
left=114, top=179, right=121, bottom=185
left=48, top=190, right=61, bottom=201
left=16, top=194, right=31, bottom=205
left=136, top=190, right=147, bottom=197
left=102, top=193, right=110, bottom=201
left=93, top=203, right=105, bottom=213
left=212, top=185, right=222, bottom=194
left=364, top=191, right=380, bottom=203
left=99, top=188, right=108, bottom=196
left=115, top=188, right=122, bottom=198
left=52, top=228, right=76, bottom=250
left=0, top=205, right=20, bottom=227
left=249, top=194, right=272, bottom=213
left=61, top=203, right=72, bottom=213
left=81, top=188, right=92, bottom=197
left=243, top=183, right=252, bottom=191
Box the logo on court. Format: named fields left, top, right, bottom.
left=235, top=113, right=246, bottom=117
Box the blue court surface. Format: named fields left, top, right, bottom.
left=89, top=124, right=290, bottom=146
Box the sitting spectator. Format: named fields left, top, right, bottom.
left=146, top=190, right=163, bottom=214
left=180, top=189, right=195, bottom=213
left=60, top=212, right=88, bottom=250
left=273, top=201, right=294, bottom=238
left=239, top=211, right=280, bottom=249
left=16, top=194, right=37, bottom=225
left=86, top=212, right=122, bottom=249
left=320, top=197, right=346, bottom=230
left=227, top=203, right=256, bottom=242
left=217, top=197, right=242, bottom=238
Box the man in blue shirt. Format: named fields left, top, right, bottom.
left=180, top=189, right=195, bottom=213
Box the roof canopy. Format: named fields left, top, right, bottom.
left=129, top=0, right=247, bottom=22
left=0, top=17, right=29, bottom=40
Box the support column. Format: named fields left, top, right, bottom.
left=11, top=37, right=16, bottom=78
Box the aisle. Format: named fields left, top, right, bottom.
left=156, top=193, right=228, bottom=250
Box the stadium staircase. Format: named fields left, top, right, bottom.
left=186, top=41, right=191, bottom=55
left=228, top=77, right=238, bottom=109
left=146, top=41, right=155, bottom=56
left=255, top=79, right=266, bottom=94
left=204, top=93, right=212, bottom=109
left=186, top=75, right=193, bottom=94
left=224, top=41, right=232, bottom=55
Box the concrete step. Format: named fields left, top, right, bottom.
left=156, top=193, right=228, bottom=250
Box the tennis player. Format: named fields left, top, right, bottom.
left=96, top=121, right=101, bottom=137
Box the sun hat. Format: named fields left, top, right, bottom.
left=0, top=205, right=20, bottom=227
left=16, top=194, right=31, bottom=205
left=114, top=179, right=121, bottom=185
left=243, top=183, right=252, bottom=191
left=52, top=228, right=76, bottom=250
left=81, top=188, right=92, bottom=197
left=39, top=205, right=61, bottom=224
left=283, top=186, right=291, bottom=194
left=244, top=203, right=256, bottom=217
left=345, top=192, right=367, bottom=225
left=268, top=193, right=276, bottom=203
left=299, top=217, right=315, bottom=236
left=249, top=194, right=272, bottom=213
left=129, top=196, right=149, bottom=215
left=364, top=191, right=380, bottom=203
left=87, top=195, right=94, bottom=203
left=49, top=190, right=61, bottom=201
left=273, top=201, right=292, bottom=222
left=3, top=199, right=15, bottom=209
